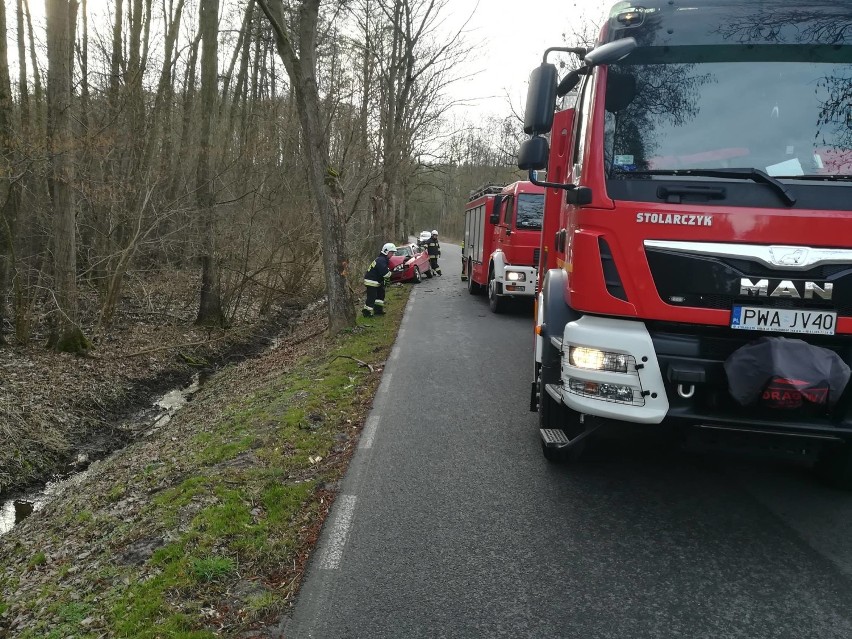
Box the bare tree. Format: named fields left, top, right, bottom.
left=196, top=0, right=225, bottom=326
left=368, top=0, right=472, bottom=241
left=256, top=0, right=356, bottom=334
left=46, top=0, right=85, bottom=352
left=0, top=0, right=16, bottom=345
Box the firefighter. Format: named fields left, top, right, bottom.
left=461, top=238, right=467, bottom=281
left=363, top=242, right=396, bottom=317
left=426, top=229, right=442, bottom=276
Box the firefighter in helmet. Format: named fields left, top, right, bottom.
left=426, top=229, right=441, bottom=276
left=363, top=242, right=396, bottom=317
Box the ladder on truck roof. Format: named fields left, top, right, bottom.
left=468, top=183, right=506, bottom=202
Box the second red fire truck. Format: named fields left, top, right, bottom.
left=463, top=181, right=545, bottom=313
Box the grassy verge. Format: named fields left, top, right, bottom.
left=0, top=286, right=410, bottom=638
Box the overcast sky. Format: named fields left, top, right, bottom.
left=12, top=0, right=607, bottom=126
left=442, top=0, right=608, bottom=121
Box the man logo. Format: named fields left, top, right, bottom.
left=740, top=278, right=833, bottom=300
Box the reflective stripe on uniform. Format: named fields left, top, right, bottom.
left=364, top=279, right=381, bottom=287
left=374, top=299, right=385, bottom=306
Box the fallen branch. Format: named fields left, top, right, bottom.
left=114, top=334, right=231, bottom=359
left=331, top=355, right=374, bottom=373
left=280, top=326, right=328, bottom=348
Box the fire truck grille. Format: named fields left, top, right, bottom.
left=646, top=248, right=852, bottom=317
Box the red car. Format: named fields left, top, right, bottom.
left=388, top=243, right=432, bottom=283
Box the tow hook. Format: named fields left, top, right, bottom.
left=677, top=383, right=695, bottom=399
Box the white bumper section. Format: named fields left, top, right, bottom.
left=500, top=265, right=537, bottom=298
left=558, top=315, right=669, bottom=424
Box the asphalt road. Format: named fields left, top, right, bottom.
left=285, top=243, right=852, bottom=639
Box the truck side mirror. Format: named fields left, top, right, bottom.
left=523, top=63, right=558, bottom=135
left=518, top=136, right=550, bottom=171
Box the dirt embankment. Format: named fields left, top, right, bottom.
left=0, top=284, right=410, bottom=637
left=0, top=276, right=313, bottom=495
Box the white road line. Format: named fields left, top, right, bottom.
left=318, top=494, right=358, bottom=570
left=360, top=415, right=380, bottom=450
left=377, top=371, right=393, bottom=397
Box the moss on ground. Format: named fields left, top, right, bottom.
left=0, top=286, right=410, bottom=637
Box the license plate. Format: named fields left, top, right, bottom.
left=731, top=305, right=837, bottom=335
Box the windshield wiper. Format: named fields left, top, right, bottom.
left=775, top=174, right=852, bottom=182
left=615, top=167, right=797, bottom=207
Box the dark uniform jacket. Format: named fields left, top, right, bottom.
left=364, top=254, right=391, bottom=287
left=425, top=238, right=441, bottom=257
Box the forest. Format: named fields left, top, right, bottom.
left=0, top=0, right=523, bottom=349
left=0, top=0, right=525, bottom=492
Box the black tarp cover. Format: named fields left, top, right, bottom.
left=724, top=337, right=851, bottom=409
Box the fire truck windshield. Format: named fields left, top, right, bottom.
left=603, top=57, right=852, bottom=179
left=516, top=194, right=543, bottom=230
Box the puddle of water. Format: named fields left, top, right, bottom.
left=0, top=500, right=34, bottom=535
left=149, top=374, right=200, bottom=429
left=0, top=374, right=201, bottom=536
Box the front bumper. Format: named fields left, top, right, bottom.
left=390, top=264, right=418, bottom=282
left=554, top=315, right=852, bottom=440
left=499, top=266, right=537, bottom=298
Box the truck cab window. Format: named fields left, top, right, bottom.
left=516, top=194, right=544, bottom=230
left=604, top=55, right=852, bottom=178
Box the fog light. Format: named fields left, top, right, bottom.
left=568, top=378, right=637, bottom=403
left=568, top=346, right=630, bottom=373
left=507, top=272, right=526, bottom=281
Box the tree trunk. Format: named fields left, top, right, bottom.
left=46, top=0, right=85, bottom=352
left=195, top=0, right=224, bottom=326
left=0, top=0, right=15, bottom=344
left=257, top=0, right=356, bottom=335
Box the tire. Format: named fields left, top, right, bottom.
left=814, top=443, right=852, bottom=489
left=412, top=266, right=422, bottom=283
left=488, top=270, right=506, bottom=313
left=467, top=261, right=481, bottom=295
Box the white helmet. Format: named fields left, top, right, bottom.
left=381, top=242, right=397, bottom=255
left=431, top=229, right=438, bottom=235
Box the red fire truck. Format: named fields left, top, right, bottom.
left=521, top=0, right=852, bottom=486
left=463, top=181, right=545, bottom=313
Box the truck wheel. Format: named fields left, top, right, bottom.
left=467, top=262, right=481, bottom=295
left=488, top=272, right=506, bottom=313
left=412, top=266, right=422, bottom=283
left=814, top=443, right=852, bottom=489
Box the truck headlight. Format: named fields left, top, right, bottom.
left=506, top=272, right=526, bottom=281
left=568, top=346, right=629, bottom=373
